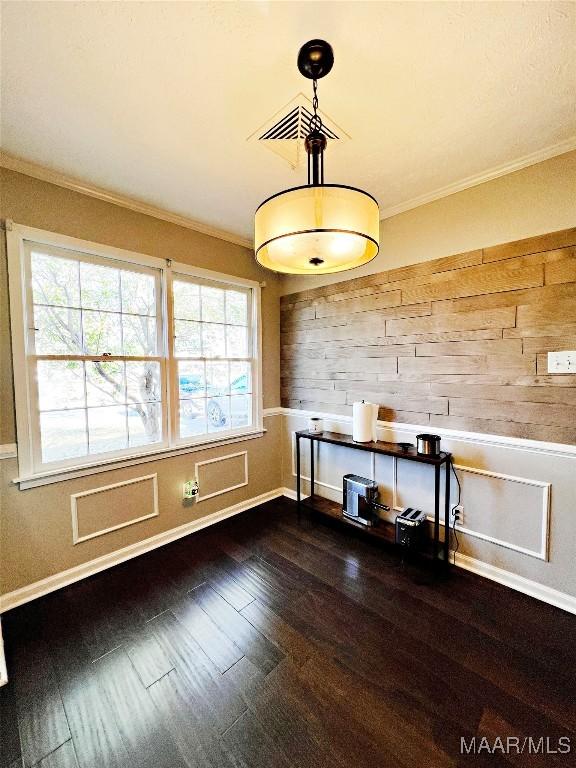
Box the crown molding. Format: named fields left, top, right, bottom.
left=0, top=151, right=253, bottom=249
left=379, top=137, right=576, bottom=221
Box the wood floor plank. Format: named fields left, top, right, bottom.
left=125, top=621, right=175, bottom=688
left=35, top=741, right=79, bottom=768
left=240, top=599, right=315, bottom=666
left=171, top=594, right=244, bottom=672
left=37, top=591, right=134, bottom=768
left=148, top=670, right=238, bottom=768
left=10, top=636, right=71, bottom=767
left=189, top=583, right=285, bottom=675
left=0, top=681, right=22, bottom=768
left=3, top=498, right=576, bottom=768
left=202, top=560, right=256, bottom=611
left=221, top=710, right=293, bottom=768
left=93, top=648, right=188, bottom=768
left=221, top=656, right=266, bottom=703
left=149, top=610, right=246, bottom=733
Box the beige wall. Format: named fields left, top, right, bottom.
left=0, top=168, right=282, bottom=598
left=282, top=150, right=576, bottom=295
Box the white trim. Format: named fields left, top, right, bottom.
left=454, top=552, right=576, bottom=616
left=280, top=487, right=576, bottom=615
left=288, top=412, right=553, bottom=560
left=279, top=407, right=576, bottom=458
left=0, top=487, right=286, bottom=613
left=0, top=444, right=17, bottom=460
left=195, top=451, right=248, bottom=502
left=13, top=428, right=266, bottom=490
left=0, top=152, right=252, bottom=248
left=71, top=473, right=159, bottom=544
left=450, top=465, right=551, bottom=561
left=171, top=259, right=259, bottom=290
left=7, top=222, right=265, bottom=487
left=0, top=619, right=7, bottom=687
left=263, top=407, right=284, bottom=418
left=379, top=137, right=576, bottom=220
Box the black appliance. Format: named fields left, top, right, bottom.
left=395, top=507, right=427, bottom=549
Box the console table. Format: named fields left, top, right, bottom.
left=295, top=430, right=452, bottom=568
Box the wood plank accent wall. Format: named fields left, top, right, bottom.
left=280, top=227, right=576, bottom=445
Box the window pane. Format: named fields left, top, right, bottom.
left=121, top=270, right=156, bottom=316
left=178, top=361, right=205, bottom=399
left=82, top=310, right=122, bottom=355
left=37, top=361, right=85, bottom=411
left=230, top=362, right=251, bottom=394
left=173, top=281, right=200, bottom=321
left=207, top=396, right=230, bottom=432
left=34, top=306, right=82, bottom=354
left=122, top=315, right=157, bottom=356
left=88, top=406, right=127, bottom=454
left=32, top=251, right=80, bottom=308
left=230, top=394, right=251, bottom=428
left=40, top=409, right=87, bottom=463
left=202, top=323, right=225, bottom=358
left=80, top=262, right=120, bottom=311
left=226, top=290, right=248, bottom=325
left=206, top=361, right=229, bottom=396
left=126, top=361, right=161, bottom=403
left=226, top=326, right=248, bottom=358
left=86, top=361, right=126, bottom=407
left=179, top=398, right=206, bottom=437
left=128, top=402, right=162, bottom=447
left=174, top=320, right=201, bottom=356
left=201, top=286, right=225, bottom=323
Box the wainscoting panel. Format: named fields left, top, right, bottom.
left=281, top=227, right=576, bottom=445
left=195, top=450, right=248, bottom=502
left=71, top=474, right=159, bottom=544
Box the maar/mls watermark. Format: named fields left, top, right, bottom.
left=461, top=736, right=571, bottom=756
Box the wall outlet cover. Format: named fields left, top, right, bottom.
left=547, top=351, right=576, bottom=374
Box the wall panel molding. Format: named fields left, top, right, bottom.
left=71, top=473, right=159, bottom=544
left=1, top=487, right=286, bottom=613
left=195, top=450, right=248, bottom=502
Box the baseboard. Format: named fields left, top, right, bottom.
left=454, top=552, right=576, bottom=616
left=0, top=487, right=286, bottom=613
left=282, top=488, right=576, bottom=615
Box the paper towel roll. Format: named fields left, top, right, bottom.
left=352, top=400, right=377, bottom=442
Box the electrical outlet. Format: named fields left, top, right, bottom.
left=183, top=479, right=199, bottom=500
left=453, top=505, right=464, bottom=526
left=548, top=351, right=576, bottom=374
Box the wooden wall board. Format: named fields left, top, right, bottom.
left=281, top=228, right=576, bottom=445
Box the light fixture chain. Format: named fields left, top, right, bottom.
left=310, top=78, right=323, bottom=133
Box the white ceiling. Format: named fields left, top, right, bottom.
left=2, top=1, right=575, bottom=243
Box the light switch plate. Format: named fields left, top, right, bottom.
left=547, top=351, right=576, bottom=373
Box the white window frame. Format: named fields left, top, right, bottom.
left=6, top=222, right=263, bottom=486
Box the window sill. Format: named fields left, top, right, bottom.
left=13, top=428, right=267, bottom=490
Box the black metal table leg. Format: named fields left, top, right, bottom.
left=444, top=458, right=451, bottom=568
left=296, top=433, right=301, bottom=522
left=310, top=438, right=315, bottom=501
left=433, top=464, right=440, bottom=564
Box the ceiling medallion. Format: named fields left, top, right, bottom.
left=254, top=39, right=380, bottom=275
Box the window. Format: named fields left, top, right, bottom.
left=7, top=224, right=262, bottom=481
left=172, top=274, right=253, bottom=441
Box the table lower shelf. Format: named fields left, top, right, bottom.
left=300, top=494, right=396, bottom=544
left=299, top=494, right=450, bottom=566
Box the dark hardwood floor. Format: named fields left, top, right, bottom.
left=2, top=497, right=575, bottom=767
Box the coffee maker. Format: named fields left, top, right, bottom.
left=342, top=474, right=389, bottom=526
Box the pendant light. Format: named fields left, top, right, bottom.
left=255, top=39, right=380, bottom=275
